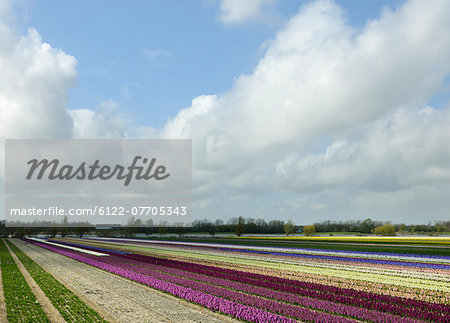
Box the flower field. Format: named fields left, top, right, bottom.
left=21, top=236, right=450, bottom=322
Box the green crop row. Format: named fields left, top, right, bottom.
left=6, top=239, right=108, bottom=323
left=0, top=239, right=49, bottom=322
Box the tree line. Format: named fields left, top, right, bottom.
left=1, top=217, right=449, bottom=238
left=312, top=219, right=450, bottom=235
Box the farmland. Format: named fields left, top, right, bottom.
left=0, top=236, right=447, bottom=322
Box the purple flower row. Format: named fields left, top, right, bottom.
left=28, top=240, right=295, bottom=323
left=88, top=251, right=421, bottom=323
left=85, top=242, right=443, bottom=312
left=118, top=251, right=449, bottom=321
left=39, top=239, right=447, bottom=322
left=87, top=253, right=359, bottom=323
left=220, top=247, right=450, bottom=270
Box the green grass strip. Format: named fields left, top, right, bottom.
left=6, top=239, right=108, bottom=323
left=0, top=239, right=49, bottom=322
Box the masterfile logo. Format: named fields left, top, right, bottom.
left=6, top=139, right=190, bottom=194
left=26, top=156, right=170, bottom=186
left=5, top=139, right=192, bottom=227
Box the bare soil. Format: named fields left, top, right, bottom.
left=12, top=239, right=239, bottom=323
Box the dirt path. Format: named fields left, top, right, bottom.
left=5, top=241, right=65, bottom=322
left=12, top=239, right=239, bottom=323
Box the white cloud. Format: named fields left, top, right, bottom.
left=272, top=107, right=450, bottom=192
left=0, top=2, right=127, bottom=187
left=163, top=95, right=217, bottom=139
left=164, top=0, right=450, bottom=222
left=69, top=100, right=128, bottom=138
left=167, top=0, right=450, bottom=169
left=143, top=49, right=173, bottom=62
left=1, top=0, right=450, bottom=223
left=0, top=27, right=76, bottom=139
left=0, top=4, right=79, bottom=217
left=218, top=0, right=278, bottom=25
left=0, top=0, right=128, bottom=142
left=0, top=0, right=10, bottom=19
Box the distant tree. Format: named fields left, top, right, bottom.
left=284, top=220, right=296, bottom=236
left=75, top=227, right=89, bottom=238
left=268, top=220, right=285, bottom=233
left=235, top=216, right=246, bottom=237
left=192, top=218, right=213, bottom=232
left=303, top=225, right=316, bottom=236
left=13, top=229, right=26, bottom=238
left=144, top=229, right=152, bottom=238
left=175, top=227, right=187, bottom=238
left=398, top=223, right=407, bottom=233
left=209, top=225, right=216, bottom=237
left=245, top=218, right=257, bottom=233
left=360, top=218, right=375, bottom=234
left=48, top=226, right=58, bottom=238
left=60, top=216, right=69, bottom=237
left=158, top=226, right=167, bottom=237
left=126, top=216, right=142, bottom=238
left=373, top=224, right=395, bottom=236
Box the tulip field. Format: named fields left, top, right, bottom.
left=10, top=235, right=449, bottom=322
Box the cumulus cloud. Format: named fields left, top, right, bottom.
left=273, top=107, right=450, bottom=192
left=0, top=0, right=10, bottom=19
left=1, top=0, right=450, bottom=223
left=164, top=0, right=450, bottom=222
left=0, top=3, right=78, bottom=216
left=0, top=0, right=129, bottom=142
left=0, top=0, right=127, bottom=176
left=0, top=28, right=76, bottom=139
left=218, top=0, right=278, bottom=25
left=69, top=100, right=128, bottom=138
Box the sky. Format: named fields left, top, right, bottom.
left=1, top=0, right=450, bottom=224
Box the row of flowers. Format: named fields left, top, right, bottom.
left=80, top=250, right=426, bottom=323
left=83, top=252, right=362, bottom=322
left=69, top=238, right=450, bottom=277
left=91, top=240, right=448, bottom=293
left=56, top=238, right=450, bottom=304
left=88, top=237, right=450, bottom=263
left=59, top=238, right=450, bottom=296
left=144, top=249, right=450, bottom=304
left=24, top=239, right=329, bottom=323
left=149, top=243, right=450, bottom=281
left=45, top=238, right=450, bottom=321
left=231, top=236, right=450, bottom=246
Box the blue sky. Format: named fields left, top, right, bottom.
left=1, top=0, right=450, bottom=224
left=16, top=0, right=407, bottom=128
